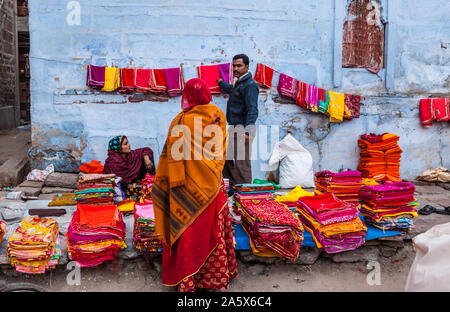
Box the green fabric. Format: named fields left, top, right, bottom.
left=252, top=179, right=281, bottom=190
left=318, top=90, right=330, bottom=113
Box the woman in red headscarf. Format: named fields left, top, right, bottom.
left=153, top=78, right=237, bottom=292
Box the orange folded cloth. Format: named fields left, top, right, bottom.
left=79, top=160, right=104, bottom=174
left=149, top=69, right=167, bottom=94
left=197, top=65, right=221, bottom=94
left=77, top=204, right=119, bottom=228
left=254, top=63, right=274, bottom=89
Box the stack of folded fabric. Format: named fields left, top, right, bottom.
left=133, top=202, right=162, bottom=254
left=0, top=220, right=6, bottom=244
left=357, top=133, right=403, bottom=182
left=141, top=173, right=154, bottom=202
left=275, top=185, right=314, bottom=210
left=231, top=183, right=275, bottom=216
left=224, top=178, right=230, bottom=193
left=239, top=199, right=303, bottom=260
left=66, top=204, right=126, bottom=267
left=296, top=193, right=367, bottom=253
left=315, top=170, right=364, bottom=204
left=359, top=182, right=418, bottom=232
left=75, top=173, right=116, bottom=205
left=7, top=216, right=61, bottom=274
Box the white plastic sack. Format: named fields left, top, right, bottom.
left=268, top=133, right=314, bottom=188
left=26, top=164, right=55, bottom=182
left=404, top=222, right=450, bottom=292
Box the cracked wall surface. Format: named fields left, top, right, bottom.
left=28, top=0, right=449, bottom=179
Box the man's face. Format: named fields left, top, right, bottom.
left=233, top=58, right=249, bottom=78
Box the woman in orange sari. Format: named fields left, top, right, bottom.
left=152, top=78, right=237, bottom=292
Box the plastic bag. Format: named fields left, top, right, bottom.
left=26, top=164, right=55, bottom=182
left=405, top=222, right=450, bottom=291
left=268, top=133, right=314, bottom=188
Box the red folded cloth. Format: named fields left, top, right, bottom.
left=149, top=69, right=167, bottom=94
left=197, top=65, right=221, bottom=94
left=294, top=81, right=308, bottom=109
left=119, top=68, right=136, bottom=94
left=254, top=63, right=274, bottom=88
left=433, top=98, right=450, bottom=122
left=134, top=69, right=152, bottom=92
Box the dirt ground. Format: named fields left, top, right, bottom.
left=0, top=240, right=415, bottom=292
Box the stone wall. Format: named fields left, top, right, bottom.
left=28, top=0, right=450, bottom=178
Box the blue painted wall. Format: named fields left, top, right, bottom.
left=28, top=0, right=449, bottom=179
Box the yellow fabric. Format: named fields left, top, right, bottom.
left=153, top=103, right=227, bottom=248
left=275, top=185, right=314, bottom=203
left=117, top=200, right=135, bottom=212
left=327, top=91, right=345, bottom=122
left=48, top=193, right=76, bottom=207
left=362, top=178, right=380, bottom=186
left=102, top=67, right=120, bottom=92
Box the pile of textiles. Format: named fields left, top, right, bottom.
left=66, top=204, right=126, bottom=267
left=315, top=170, right=364, bottom=204
left=296, top=193, right=367, bottom=253
left=224, top=178, right=230, bottom=193
left=239, top=199, right=303, bottom=260
left=7, top=216, right=61, bottom=274
left=75, top=173, right=116, bottom=205
left=359, top=182, right=418, bottom=232
left=0, top=220, right=7, bottom=244
left=357, top=133, right=402, bottom=182
left=231, top=183, right=275, bottom=216
left=275, top=185, right=314, bottom=210
left=133, top=202, right=162, bottom=254
left=141, top=173, right=154, bottom=202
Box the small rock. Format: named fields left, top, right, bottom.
left=379, top=246, right=398, bottom=258
left=295, top=278, right=306, bottom=284
left=273, top=284, right=279, bottom=288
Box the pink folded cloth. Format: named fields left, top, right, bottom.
left=277, top=74, right=298, bottom=99
left=86, top=65, right=105, bottom=89
left=163, top=67, right=185, bottom=96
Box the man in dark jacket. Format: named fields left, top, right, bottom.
left=218, top=54, right=259, bottom=195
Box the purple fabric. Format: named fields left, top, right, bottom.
left=315, top=170, right=363, bottom=179
left=163, top=67, right=185, bottom=96
left=86, top=64, right=105, bottom=89
left=103, top=147, right=154, bottom=182
left=218, top=63, right=234, bottom=84
left=360, top=182, right=415, bottom=193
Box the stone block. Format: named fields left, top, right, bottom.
left=41, top=187, right=76, bottom=194
left=11, top=186, right=41, bottom=197
left=44, top=173, right=79, bottom=189
left=286, top=247, right=322, bottom=265
left=18, top=180, right=44, bottom=189
left=38, top=193, right=56, bottom=200
left=328, top=246, right=380, bottom=263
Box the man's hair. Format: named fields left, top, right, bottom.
left=233, top=54, right=249, bottom=66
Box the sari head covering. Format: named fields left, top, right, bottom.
left=103, top=136, right=155, bottom=181
left=181, top=78, right=212, bottom=111
left=108, top=135, right=126, bottom=153
left=152, top=83, right=227, bottom=248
